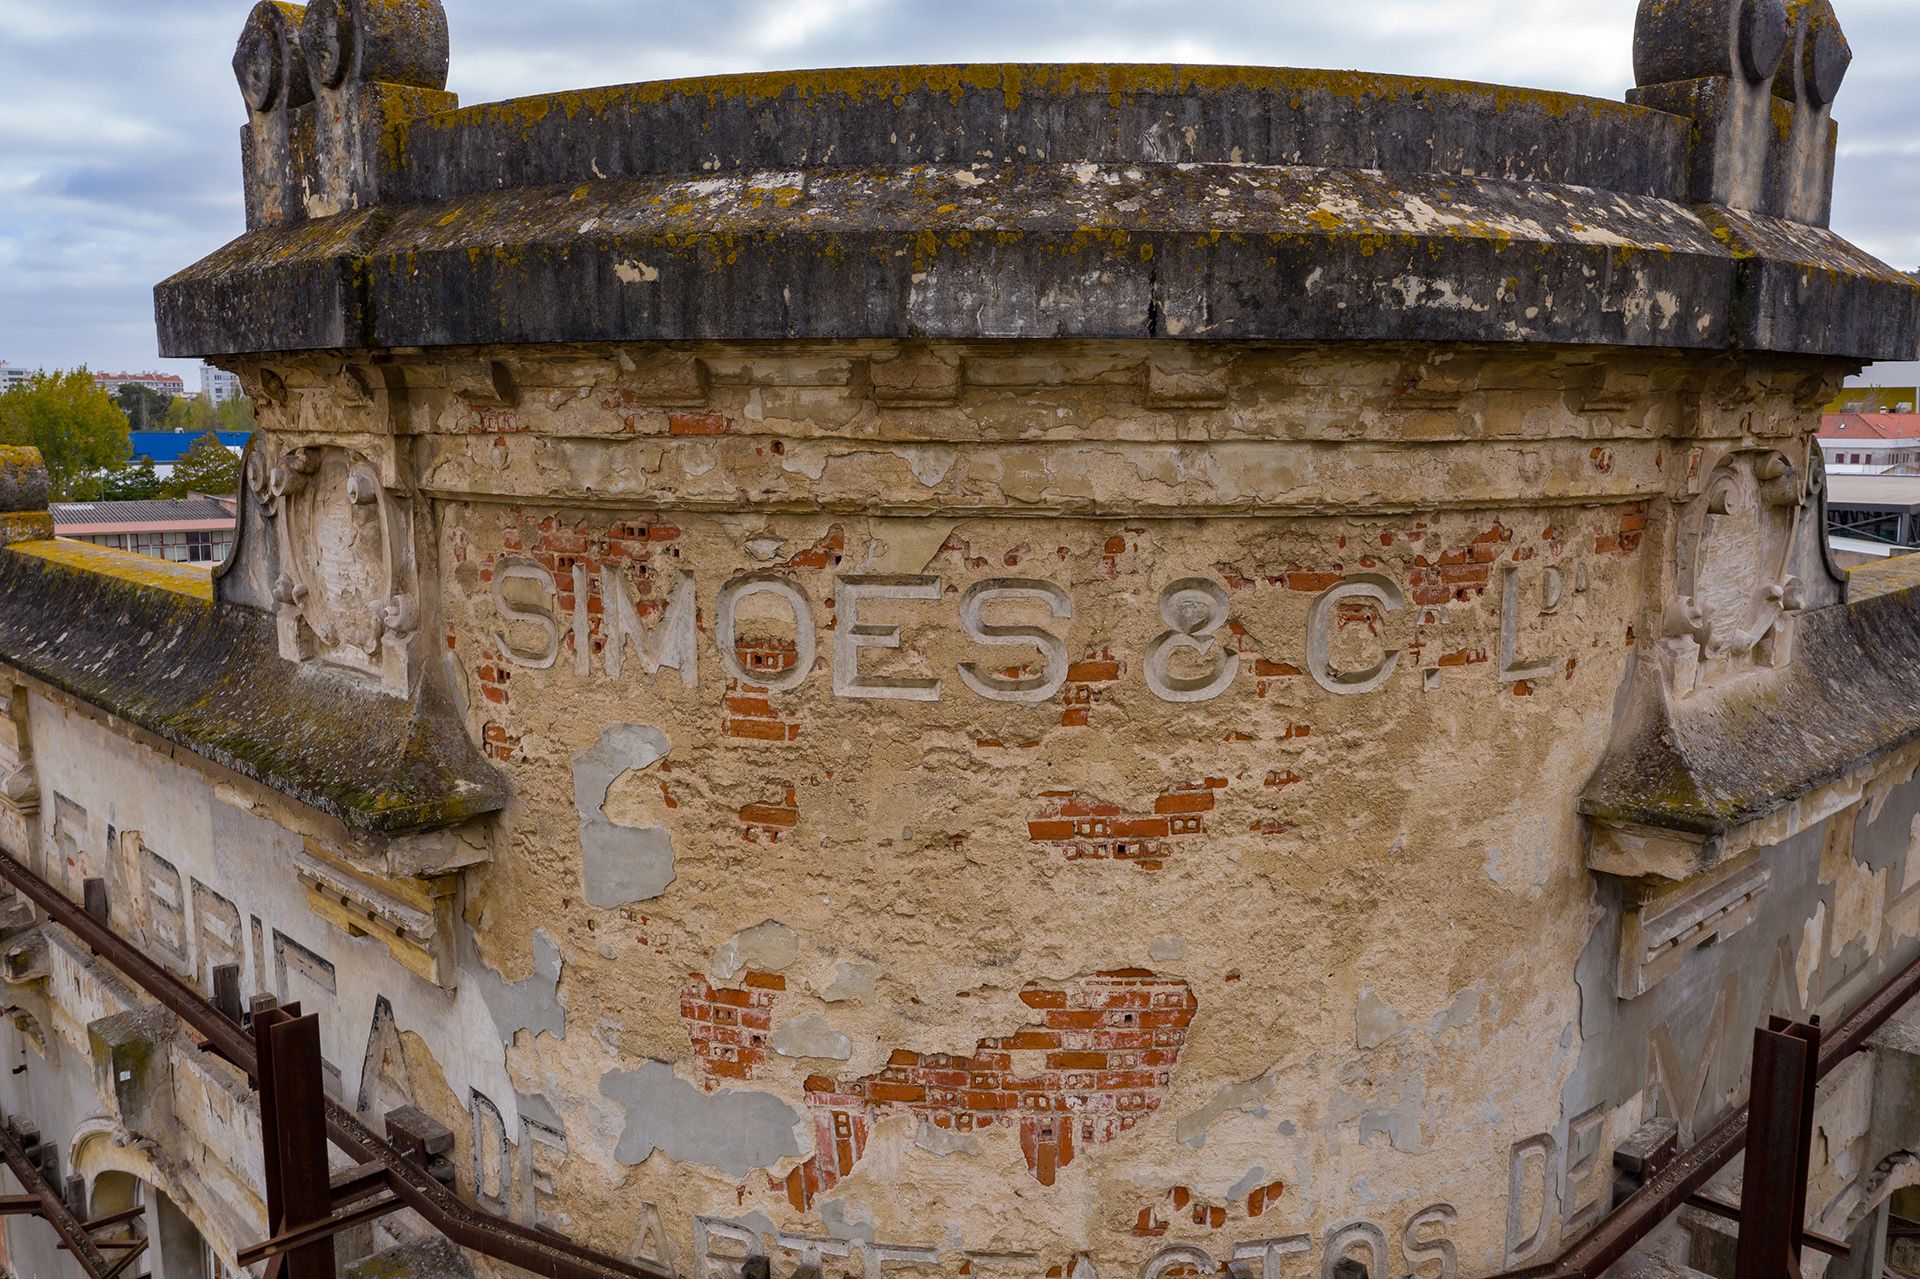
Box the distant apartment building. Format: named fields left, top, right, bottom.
left=92, top=370, right=186, bottom=397
left=0, top=362, right=34, bottom=392
left=49, top=496, right=237, bottom=563
left=201, top=364, right=243, bottom=404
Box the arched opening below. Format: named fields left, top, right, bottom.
left=87, top=1171, right=210, bottom=1279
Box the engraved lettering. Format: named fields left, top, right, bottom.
left=1145, top=578, right=1238, bottom=703
left=717, top=575, right=816, bottom=693
left=1402, top=1204, right=1459, bottom=1279
left=1500, top=565, right=1557, bottom=685
left=492, top=557, right=561, bottom=668
left=1308, top=574, right=1403, bottom=696
left=603, top=566, right=698, bottom=686
left=957, top=579, right=1072, bottom=704
left=834, top=575, right=943, bottom=702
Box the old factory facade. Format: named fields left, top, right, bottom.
left=2, top=0, right=1920, bottom=1277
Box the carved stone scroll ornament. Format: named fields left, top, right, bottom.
left=250, top=445, right=419, bottom=692
left=1659, top=448, right=1806, bottom=697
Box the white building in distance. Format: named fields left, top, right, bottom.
left=201, top=365, right=243, bottom=404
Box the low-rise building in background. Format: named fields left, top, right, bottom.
left=49, top=496, right=236, bottom=563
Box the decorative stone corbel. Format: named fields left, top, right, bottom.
left=1658, top=447, right=1805, bottom=697
left=298, top=0, right=455, bottom=218
left=1628, top=0, right=1792, bottom=214
left=253, top=444, right=421, bottom=693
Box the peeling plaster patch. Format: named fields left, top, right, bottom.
left=900, top=447, right=956, bottom=487
left=710, top=920, right=799, bottom=982
left=600, top=1061, right=805, bottom=1177
left=472, top=929, right=567, bottom=1045
left=1827, top=859, right=1888, bottom=961
left=772, top=1014, right=852, bottom=1060
left=614, top=259, right=660, bottom=284
left=1177, top=1073, right=1275, bottom=1147
left=862, top=518, right=957, bottom=575
left=1355, top=988, right=1407, bottom=1049
left=822, top=959, right=878, bottom=1003
left=915, top=1119, right=982, bottom=1157
left=1149, top=936, right=1188, bottom=962
left=517, top=1090, right=565, bottom=1133
left=575, top=725, right=675, bottom=908
left=1799, top=902, right=1826, bottom=1004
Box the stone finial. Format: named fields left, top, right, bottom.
left=297, top=0, right=456, bottom=220
left=1776, top=0, right=1852, bottom=224
left=232, top=0, right=454, bottom=229
left=234, top=2, right=313, bottom=228
left=1629, top=0, right=1852, bottom=226
left=1632, top=0, right=1790, bottom=88
left=300, top=0, right=450, bottom=94
left=0, top=448, right=53, bottom=549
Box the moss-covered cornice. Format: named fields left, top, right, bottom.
left=0, top=544, right=506, bottom=835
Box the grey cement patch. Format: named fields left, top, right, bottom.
left=575, top=725, right=675, bottom=907
left=822, top=959, right=879, bottom=1002
left=1355, top=987, right=1408, bottom=1049
left=600, top=1060, right=805, bottom=1177
left=473, top=929, right=567, bottom=1045
left=1177, top=1072, right=1275, bottom=1147
left=772, top=1014, right=852, bottom=1060
left=1149, top=936, right=1188, bottom=962
left=709, top=920, right=798, bottom=981
left=915, top=1120, right=982, bottom=1157
left=1226, top=1165, right=1271, bottom=1200
left=820, top=1197, right=878, bottom=1243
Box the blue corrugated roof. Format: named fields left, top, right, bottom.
left=127, top=431, right=251, bottom=466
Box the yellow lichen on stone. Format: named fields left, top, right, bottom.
left=7, top=538, right=214, bottom=601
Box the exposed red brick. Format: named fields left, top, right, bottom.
left=783, top=972, right=1196, bottom=1206
left=738, top=785, right=799, bottom=841
left=1027, top=784, right=1218, bottom=870
left=667, top=412, right=737, bottom=436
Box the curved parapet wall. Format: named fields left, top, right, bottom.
left=3, top=4, right=1919, bottom=1279
left=159, top=0, right=1916, bottom=360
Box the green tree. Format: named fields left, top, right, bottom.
left=0, top=370, right=132, bottom=500
left=115, top=383, right=171, bottom=431
left=213, top=395, right=255, bottom=432
left=161, top=433, right=243, bottom=498
left=100, top=458, right=163, bottom=500
left=163, top=395, right=218, bottom=436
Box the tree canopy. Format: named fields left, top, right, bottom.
left=115, top=383, right=172, bottom=431
left=0, top=370, right=132, bottom=500
left=163, top=433, right=243, bottom=498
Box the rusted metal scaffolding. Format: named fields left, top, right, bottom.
left=0, top=846, right=670, bottom=1279
left=0, top=841, right=1915, bottom=1279
left=0, top=1117, right=147, bottom=1279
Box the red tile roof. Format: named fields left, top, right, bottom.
left=1820, top=413, right=1920, bottom=440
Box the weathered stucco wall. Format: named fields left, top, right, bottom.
left=5, top=1, right=1920, bottom=1276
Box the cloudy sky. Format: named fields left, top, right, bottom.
left=2, top=0, right=1916, bottom=386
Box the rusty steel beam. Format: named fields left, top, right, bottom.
left=1734, top=1025, right=1811, bottom=1279
left=1498, top=947, right=1920, bottom=1279
left=0, top=1119, right=120, bottom=1279
left=0, top=845, right=669, bottom=1279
